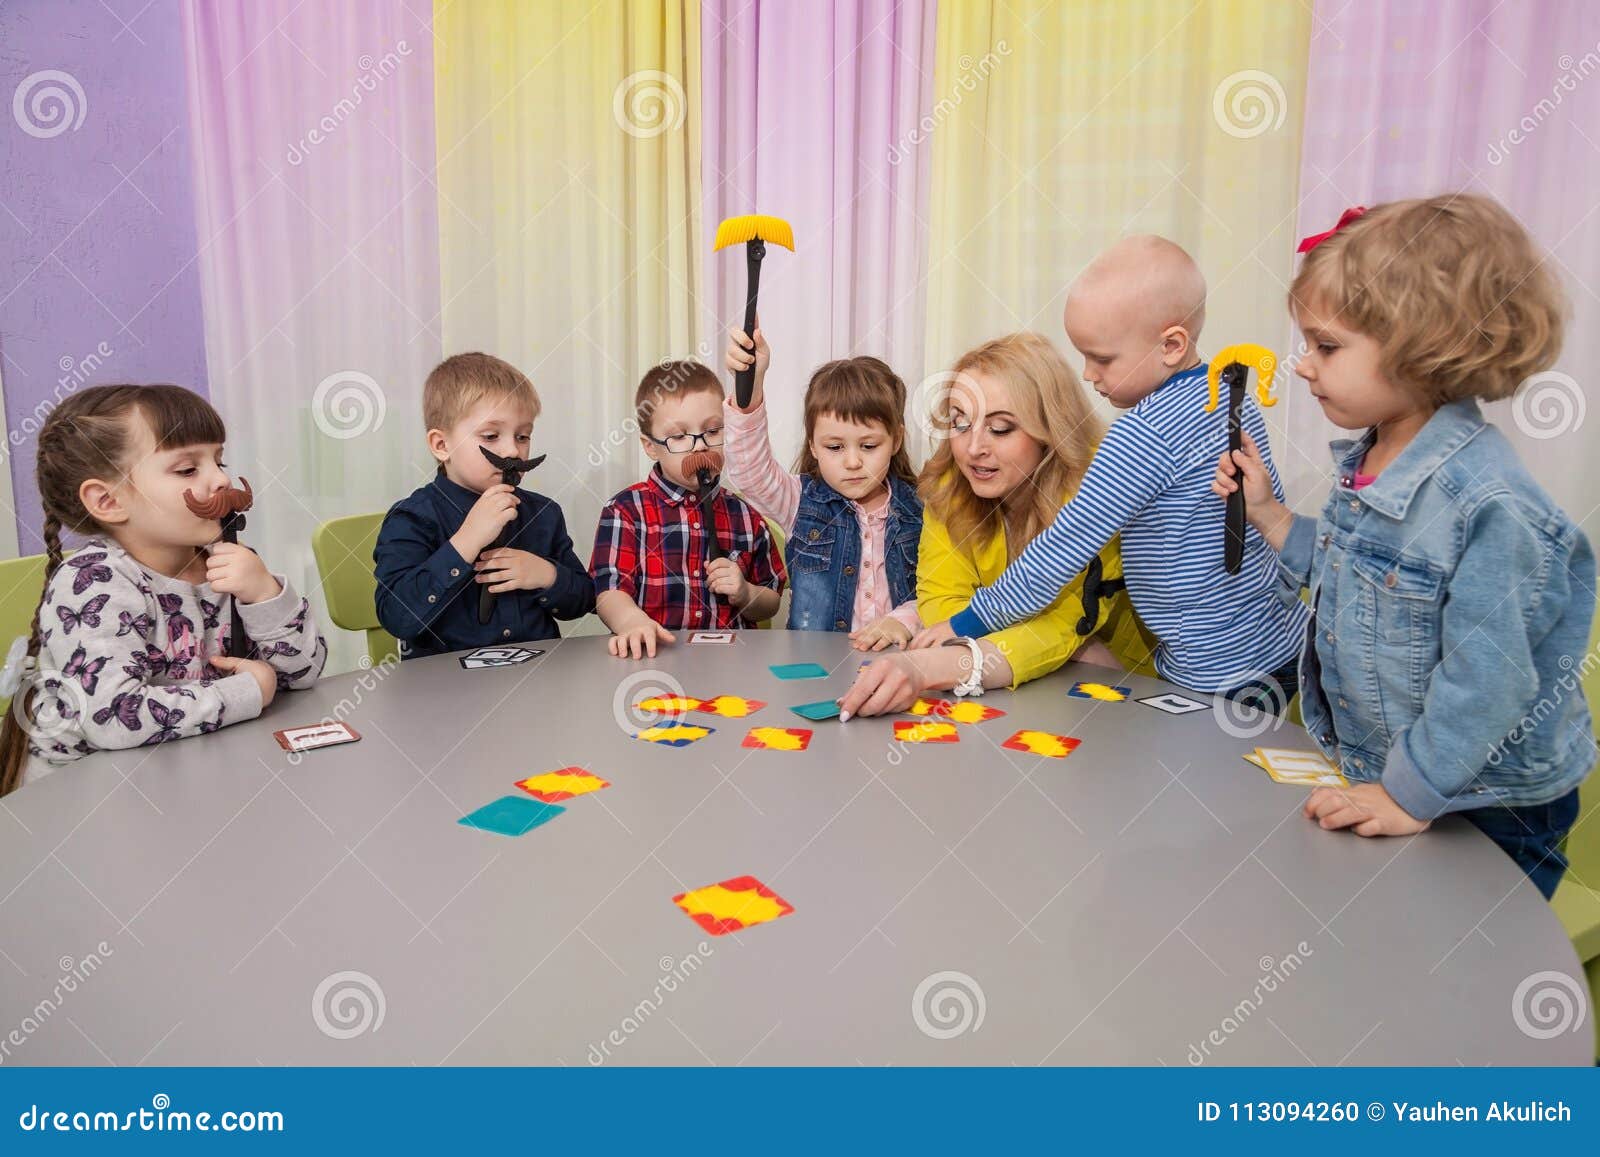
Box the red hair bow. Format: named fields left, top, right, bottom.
left=1296, top=206, right=1367, bottom=253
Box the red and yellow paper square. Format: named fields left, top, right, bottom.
left=696, top=695, right=768, bottom=718
left=635, top=694, right=703, bottom=716
left=907, top=698, right=1006, bottom=725
left=894, top=719, right=959, bottom=744
left=673, top=875, right=795, bottom=936
left=741, top=726, right=812, bottom=752
left=1001, top=729, right=1081, bottom=758
left=515, top=766, right=611, bottom=803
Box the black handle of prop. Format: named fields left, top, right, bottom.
left=1224, top=364, right=1247, bottom=576
left=733, top=238, right=766, bottom=408
left=478, top=468, right=521, bottom=624
left=223, top=515, right=251, bottom=658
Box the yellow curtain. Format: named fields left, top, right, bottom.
left=924, top=1, right=1311, bottom=391
left=433, top=0, right=702, bottom=585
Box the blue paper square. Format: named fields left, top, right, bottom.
left=459, top=795, right=566, bottom=837
left=770, top=662, right=830, bottom=680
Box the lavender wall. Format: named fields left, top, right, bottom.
left=0, top=0, right=208, bottom=552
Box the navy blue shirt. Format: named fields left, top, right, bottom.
left=374, top=471, right=595, bottom=658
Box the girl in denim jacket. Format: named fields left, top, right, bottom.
left=723, top=324, right=922, bottom=650
left=1214, top=194, right=1595, bottom=897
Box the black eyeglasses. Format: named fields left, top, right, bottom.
left=644, top=426, right=725, bottom=454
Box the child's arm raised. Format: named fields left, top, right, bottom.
left=722, top=325, right=801, bottom=535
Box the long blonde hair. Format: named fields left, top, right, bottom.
left=918, top=332, right=1104, bottom=560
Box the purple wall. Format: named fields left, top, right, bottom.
left=0, top=0, right=208, bottom=552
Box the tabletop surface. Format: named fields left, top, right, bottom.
left=0, top=630, right=1588, bottom=1066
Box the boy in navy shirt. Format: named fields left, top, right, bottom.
left=375, top=353, right=594, bottom=658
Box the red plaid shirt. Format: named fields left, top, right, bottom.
left=589, top=466, right=786, bottom=630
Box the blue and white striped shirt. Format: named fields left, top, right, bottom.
left=949, top=364, right=1310, bottom=692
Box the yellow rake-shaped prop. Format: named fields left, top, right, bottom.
left=1204, top=342, right=1279, bottom=413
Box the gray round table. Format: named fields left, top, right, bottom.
left=0, top=631, right=1589, bottom=1066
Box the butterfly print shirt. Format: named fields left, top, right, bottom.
left=25, top=537, right=327, bottom=777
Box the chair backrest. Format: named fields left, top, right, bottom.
left=310, top=514, right=400, bottom=666
left=0, top=554, right=48, bottom=713
left=757, top=516, right=787, bottom=630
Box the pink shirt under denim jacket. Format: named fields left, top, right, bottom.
left=722, top=400, right=921, bottom=634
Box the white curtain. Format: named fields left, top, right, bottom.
left=182, top=1, right=443, bottom=672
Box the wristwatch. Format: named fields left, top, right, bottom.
left=942, top=636, right=986, bottom=697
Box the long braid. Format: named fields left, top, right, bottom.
left=0, top=516, right=64, bottom=796
left=0, top=383, right=226, bottom=796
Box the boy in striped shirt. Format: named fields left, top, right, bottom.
left=916, top=236, right=1310, bottom=704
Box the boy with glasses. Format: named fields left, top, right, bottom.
left=590, top=360, right=786, bottom=658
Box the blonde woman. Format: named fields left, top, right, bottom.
left=842, top=333, right=1154, bottom=719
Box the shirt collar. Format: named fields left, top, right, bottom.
left=1328, top=399, right=1486, bottom=520
left=645, top=463, right=715, bottom=506
left=429, top=469, right=490, bottom=514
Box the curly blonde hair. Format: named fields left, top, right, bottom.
left=1290, top=193, right=1566, bottom=404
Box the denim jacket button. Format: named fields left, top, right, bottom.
left=1349, top=500, right=1360, bottom=512
left=1338, top=697, right=1347, bottom=708
left=835, top=620, right=847, bottom=630
left=1384, top=572, right=1397, bottom=588
left=1321, top=734, right=1333, bottom=744
left=450, top=568, right=461, bottom=577
left=427, top=594, right=437, bottom=604
left=843, top=565, right=855, bottom=576
left=809, top=529, right=820, bottom=541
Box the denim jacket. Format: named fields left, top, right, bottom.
left=786, top=474, right=922, bottom=631
left=1277, top=399, right=1596, bottom=818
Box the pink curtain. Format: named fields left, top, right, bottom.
left=701, top=0, right=937, bottom=462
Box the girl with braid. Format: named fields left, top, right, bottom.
left=0, top=385, right=325, bottom=794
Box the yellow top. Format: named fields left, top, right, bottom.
left=917, top=498, right=1158, bottom=688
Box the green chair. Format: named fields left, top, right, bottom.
left=1550, top=609, right=1600, bottom=1062
left=310, top=514, right=400, bottom=666
left=0, top=554, right=49, bottom=714
left=757, top=516, right=786, bottom=629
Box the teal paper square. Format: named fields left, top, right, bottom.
left=790, top=699, right=842, bottom=721
left=459, top=796, right=566, bottom=836
left=770, top=662, right=830, bottom=680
